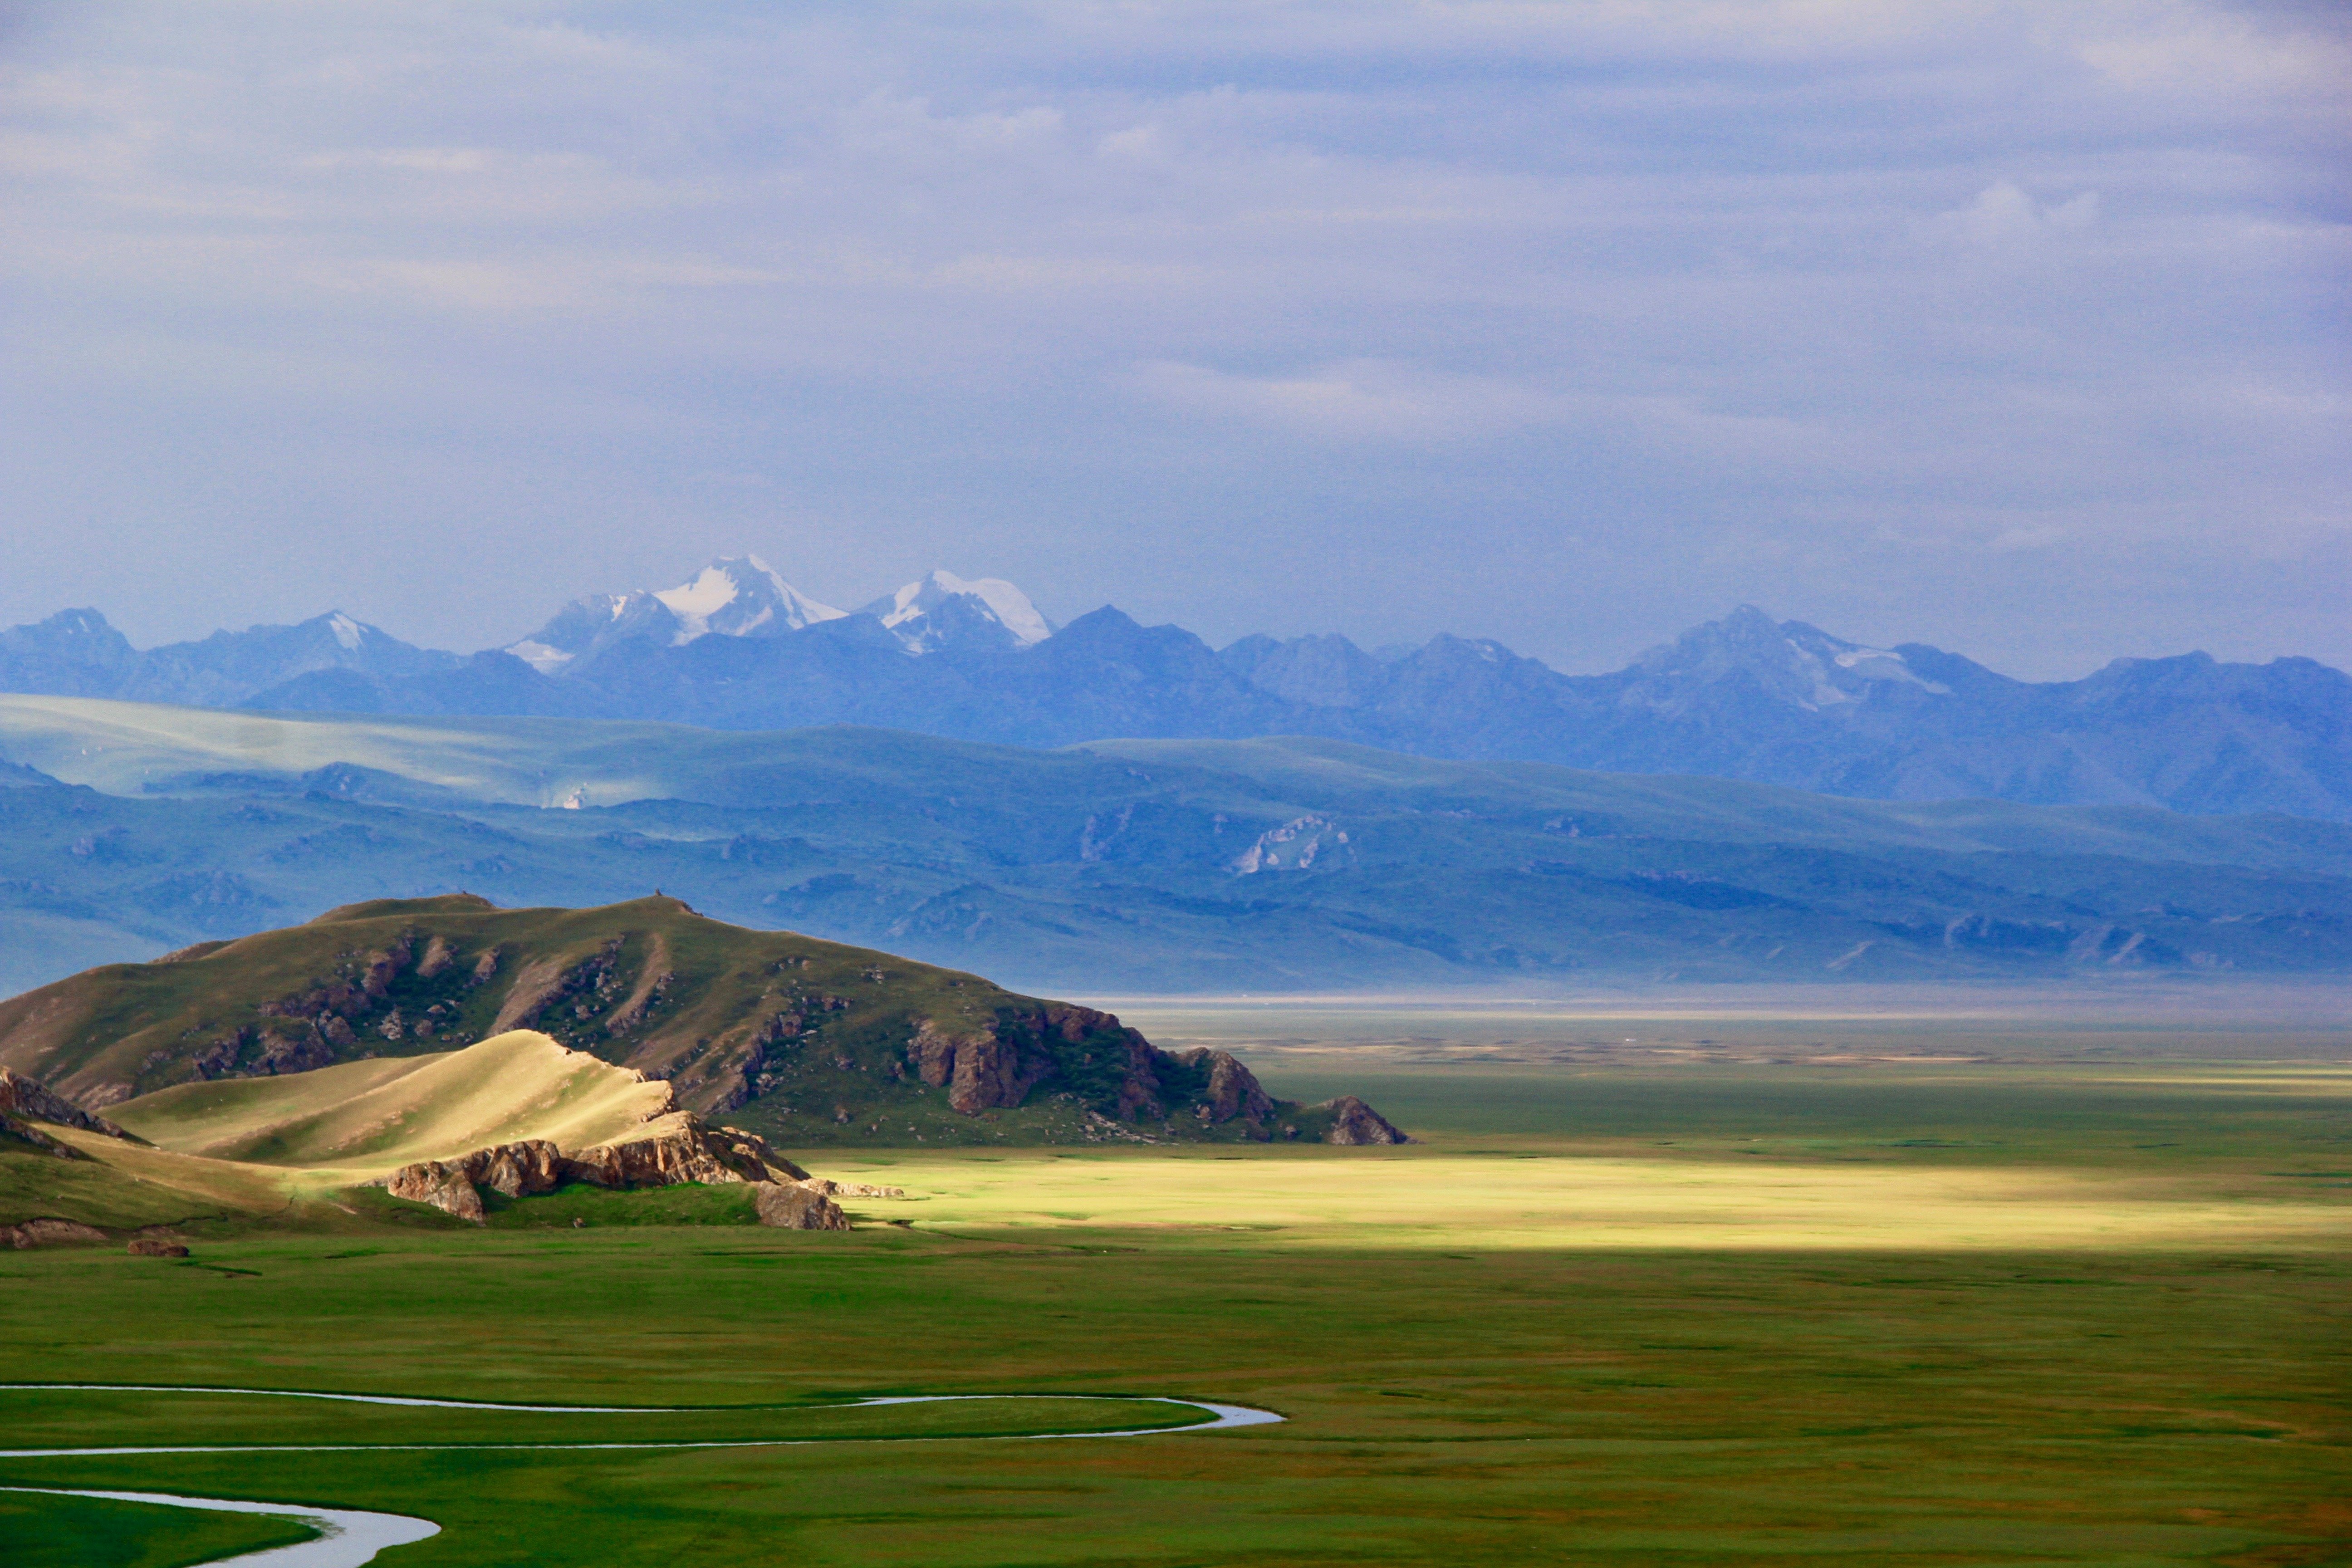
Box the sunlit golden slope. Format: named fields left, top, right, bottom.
left=109, top=1030, right=671, bottom=1171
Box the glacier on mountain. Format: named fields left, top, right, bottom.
left=505, top=556, right=845, bottom=672
left=653, top=555, right=844, bottom=641
left=863, top=570, right=1054, bottom=654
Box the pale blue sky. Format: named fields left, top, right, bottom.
left=1, top=1, right=2345, bottom=676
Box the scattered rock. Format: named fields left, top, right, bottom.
left=3, top=1218, right=108, bottom=1249
left=754, top=1183, right=848, bottom=1230
left=1322, top=1096, right=1410, bottom=1145
left=127, top=1238, right=189, bottom=1258
left=803, top=1179, right=905, bottom=1198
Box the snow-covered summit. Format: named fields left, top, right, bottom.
left=861, top=571, right=1054, bottom=655
left=507, top=556, right=844, bottom=674
left=654, top=555, right=844, bottom=641
left=1633, top=605, right=1950, bottom=712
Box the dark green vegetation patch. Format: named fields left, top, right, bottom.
left=0, top=1491, right=317, bottom=1568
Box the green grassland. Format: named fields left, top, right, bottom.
left=0, top=1492, right=314, bottom=1568
left=3, top=1042, right=2347, bottom=1567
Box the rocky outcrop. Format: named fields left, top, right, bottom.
left=128, top=1237, right=190, bottom=1258
left=379, top=1114, right=802, bottom=1224
left=3, top=1218, right=108, bottom=1249
left=1186, top=1049, right=1275, bottom=1125
left=907, top=1006, right=1284, bottom=1133
left=906, top=1020, right=1054, bottom=1114
left=0, top=1067, right=131, bottom=1138
left=470, top=1139, right=566, bottom=1198
left=0, top=1067, right=137, bottom=1156
left=385, top=1157, right=491, bottom=1221
left=562, top=1115, right=767, bottom=1189
left=753, top=1182, right=848, bottom=1230
left=1322, top=1096, right=1409, bottom=1145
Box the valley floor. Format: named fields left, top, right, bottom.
left=3, top=1011, right=2347, bottom=1566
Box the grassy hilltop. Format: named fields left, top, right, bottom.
left=0, top=894, right=1364, bottom=1157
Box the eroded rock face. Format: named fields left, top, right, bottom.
left=0, top=1067, right=130, bottom=1138
left=379, top=1115, right=796, bottom=1224
left=3, top=1218, right=108, bottom=1249
left=1192, top=1049, right=1275, bottom=1125
left=906, top=1021, right=1053, bottom=1114
left=753, top=1182, right=848, bottom=1230
left=128, top=1237, right=190, bottom=1258
left=385, top=1158, right=488, bottom=1221
left=472, top=1140, right=565, bottom=1199
left=1322, top=1095, right=1409, bottom=1146
left=907, top=1007, right=1284, bottom=1132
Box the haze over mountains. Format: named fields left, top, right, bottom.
left=4, top=701, right=2351, bottom=997
left=3, top=556, right=2348, bottom=822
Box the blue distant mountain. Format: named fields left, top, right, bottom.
left=5, top=561, right=2347, bottom=820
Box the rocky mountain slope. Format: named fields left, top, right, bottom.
left=4, top=572, right=2345, bottom=819
left=0, top=894, right=1394, bottom=1148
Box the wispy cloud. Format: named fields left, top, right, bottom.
left=0, top=0, right=2343, bottom=676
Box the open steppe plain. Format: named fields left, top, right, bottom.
left=5, top=990, right=2348, bottom=1566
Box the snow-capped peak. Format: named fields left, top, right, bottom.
left=1636, top=606, right=1950, bottom=712
left=504, top=556, right=846, bottom=674
left=862, top=570, right=1053, bottom=654
left=326, top=612, right=364, bottom=652
left=652, top=554, right=843, bottom=643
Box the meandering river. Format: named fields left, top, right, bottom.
left=1, top=1384, right=1284, bottom=1566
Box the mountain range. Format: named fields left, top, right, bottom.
left=3, top=701, right=2349, bottom=996
left=4, top=556, right=2348, bottom=820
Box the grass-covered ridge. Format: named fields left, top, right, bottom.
left=0, top=896, right=1368, bottom=1166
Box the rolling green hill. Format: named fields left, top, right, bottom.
left=3, top=697, right=2351, bottom=992
left=0, top=896, right=1367, bottom=1152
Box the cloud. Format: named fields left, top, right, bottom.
left=0, top=0, right=2342, bottom=679
left=1135, top=359, right=1567, bottom=443
left=1932, top=181, right=2103, bottom=247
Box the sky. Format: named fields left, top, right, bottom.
left=1, top=1, right=2345, bottom=679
